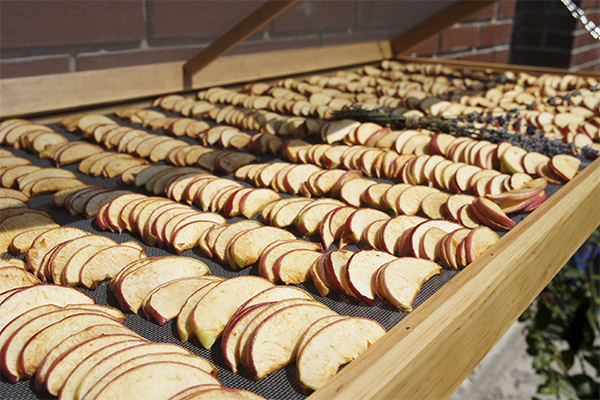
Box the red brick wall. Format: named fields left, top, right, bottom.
left=0, top=0, right=517, bottom=79
left=569, top=0, right=600, bottom=72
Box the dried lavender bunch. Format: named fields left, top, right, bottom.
left=333, top=105, right=598, bottom=159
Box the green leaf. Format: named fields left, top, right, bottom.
left=557, top=375, right=579, bottom=400
left=561, top=349, right=575, bottom=370
left=538, top=384, right=557, bottom=395
left=533, top=353, right=552, bottom=370
left=571, top=375, right=598, bottom=399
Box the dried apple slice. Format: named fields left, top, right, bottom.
left=9, top=225, right=59, bottom=255
left=176, top=280, right=223, bottom=343
left=549, top=154, right=580, bottom=181
left=377, top=215, right=425, bottom=255
left=48, top=235, right=117, bottom=283
left=0, top=259, right=27, bottom=269
left=77, top=346, right=216, bottom=400
left=0, top=211, right=57, bottom=254
left=442, top=228, right=472, bottom=270
left=78, top=243, right=146, bottom=289
left=378, top=257, right=442, bottom=311
left=170, top=220, right=219, bottom=254
left=409, top=219, right=463, bottom=259
left=238, top=188, right=281, bottom=219
left=296, top=201, right=343, bottom=236
left=56, top=337, right=148, bottom=400
left=0, top=267, right=40, bottom=293
left=227, top=226, right=296, bottom=270
left=18, top=312, right=125, bottom=379
left=471, top=197, right=516, bottom=231
left=116, top=256, right=209, bottom=313
left=143, top=277, right=220, bottom=326
left=246, top=303, right=336, bottom=379
left=464, top=226, right=500, bottom=264
left=396, top=185, right=440, bottom=216
left=258, top=239, right=322, bottom=282
left=270, top=198, right=313, bottom=228
left=190, top=276, right=274, bottom=349
left=345, top=250, right=398, bottom=305
left=341, top=208, right=390, bottom=246
left=297, top=317, right=386, bottom=392
left=211, top=220, right=262, bottom=264
left=273, top=249, right=323, bottom=285
left=90, top=361, right=220, bottom=400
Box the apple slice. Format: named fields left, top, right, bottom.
left=501, top=146, right=528, bottom=173
left=211, top=220, right=262, bottom=264
left=420, top=192, right=450, bottom=219
left=464, top=226, right=500, bottom=264
left=296, top=202, right=343, bottom=236
left=522, top=152, right=551, bottom=175
left=116, top=256, right=209, bottom=313
left=143, top=277, right=221, bottom=326
left=408, top=219, right=463, bottom=258
left=419, top=227, right=448, bottom=261
left=236, top=286, right=314, bottom=314
left=77, top=345, right=216, bottom=400
left=258, top=239, right=322, bottom=282
left=283, top=164, right=322, bottom=194
left=376, top=215, right=423, bottom=255
left=363, top=219, right=386, bottom=250
left=245, top=303, right=336, bottom=379
left=190, top=276, right=275, bottom=349
left=271, top=198, right=313, bottom=228
left=0, top=259, right=27, bottom=269
left=341, top=208, right=391, bottom=247
left=0, top=212, right=57, bottom=254
left=238, top=188, right=281, bottom=219
left=0, top=267, right=40, bottom=293
left=176, top=280, right=223, bottom=343
left=297, top=316, right=386, bottom=392
left=378, top=257, right=442, bottom=311
left=321, top=119, right=361, bottom=144
left=361, top=182, right=393, bottom=209
left=77, top=243, right=145, bottom=289
left=170, top=387, right=263, bottom=399
left=471, top=197, right=516, bottom=231
left=18, top=312, right=125, bottom=379
left=338, top=178, right=376, bottom=207
left=170, top=220, right=219, bottom=254
left=225, top=298, right=318, bottom=374
left=9, top=226, right=59, bottom=255
left=273, top=249, right=323, bottom=285
left=396, top=186, right=440, bottom=216
left=345, top=250, right=398, bottom=305
left=442, top=228, right=472, bottom=270
left=0, top=165, right=42, bottom=189
left=91, top=361, right=220, bottom=400
left=549, top=154, right=580, bottom=181
left=227, top=226, right=296, bottom=270
left=486, top=177, right=547, bottom=202
left=445, top=194, right=476, bottom=222
left=56, top=337, right=148, bottom=400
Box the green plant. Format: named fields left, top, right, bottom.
left=519, top=228, right=600, bottom=399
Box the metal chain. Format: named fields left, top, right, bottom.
left=560, top=0, right=600, bottom=40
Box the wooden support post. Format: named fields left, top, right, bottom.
left=183, top=0, right=297, bottom=77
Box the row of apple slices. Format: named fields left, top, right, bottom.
left=0, top=151, right=85, bottom=197
left=154, top=93, right=325, bottom=138
left=0, top=285, right=237, bottom=400
left=0, top=119, right=69, bottom=155
left=66, top=113, right=259, bottom=175
left=0, top=202, right=58, bottom=254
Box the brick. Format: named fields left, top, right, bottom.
left=480, top=22, right=514, bottom=47
left=571, top=45, right=600, bottom=66
left=356, top=1, right=421, bottom=30
left=322, top=31, right=389, bottom=46
left=501, top=0, right=517, bottom=18
left=440, top=25, right=479, bottom=52
left=401, top=34, right=441, bottom=57
left=460, top=51, right=495, bottom=63
left=573, top=30, right=600, bottom=48
left=494, top=48, right=511, bottom=64
left=579, top=0, right=599, bottom=8
left=0, top=55, right=71, bottom=78
left=78, top=47, right=203, bottom=71
left=151, top=1, right=266, bottom=40
left=0, top=0, right=144, bottom=49
left=272, top=0, right=354, bottom=34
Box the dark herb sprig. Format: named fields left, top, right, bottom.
left=333, top=105, right=598, bottom=159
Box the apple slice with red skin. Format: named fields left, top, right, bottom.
left=323, top=249, right=356, bottom=300
left=524, top=190, right=547, bottom=212
left=320, top=205, right=355, bottom=250
left=377, top=257, right=442, bottom=311
left=17, top=312, right=125, bottom=379
left=321, top=120, right=361, bottom=144
left=311, top=255, right=333, bottom=297
left=486, top=177, right=547, bottom=202
left=273, top=249, right=323, bottom=285
left=340, top=208, right=391, bottom=247
left=464, top=226, right=500, bottom=264
left=428, top=133, right=456, bottom=155
left=297, top=317, right=386, bottom=393
left=224, top=298, right=319, bottom=374
left=236, top=286, right=314, bottom=315
left=258, top=239, right=322, bottom=282
left=191, top=276, right=275, bottom=349
left=549, top=154, right=580, bottom=181
left=212, top=221, right=263, bottom=265
left=408, top=219, right=463, bottom=259
left=396, top=185, right=440, bottom=216
left=9, top=226, right=58, bottom=256
left=445, top=194, right=476, bottom=222
left=419, top=227, right=448, bottom=261
left=381, top=183, right=411, bottom=214
left=246, top=303, right=336, bottom=379
left=91, top=361, right=220, bottom=400
left=0, top=267, right=40, bottom=293
left=170, top=220, right=219, bottom=254
left=176, top=280, right=223, bottom=343
left=338, top=178, right=376, bottom=207
left=345, top=250, right=398, bottom=305
left=361, top=182, right=393, bottom=209
left=377, top=215, right=425, bottom=255
left=363, top=219, right=387, bottom=250
left=115, top=256, right=210, bottom=313
left=282, top=164, right=322, bottom=194
left=271, top=198, right=313, bottom=228
left=457, top=205, right=482, bottom=228
left=485, top=174, right=511, bottom=197
left=330, top=170, right=362, bottom=198
left=420, top=192, right=449, bottom=219
left=471, top=197, right=516, bottom=231
left=227, top=226, right=296, bottom=270
left=453, top=165, right=482, bottom=192
left=442, top=228, right=471, bottom=270
left=296, top=202, right=343, bottom=236
left=521, top=152, right=550, bottom=175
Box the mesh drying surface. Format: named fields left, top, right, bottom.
left=0, top=112, right=572, bottom=400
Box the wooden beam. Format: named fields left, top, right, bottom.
left=310, top=157, right=600, bottom=399
left=391, top=0, right=499, bottom=56
left=0, top=40, right=391, bottom=119
left=183, top=0, right=297, bottom=77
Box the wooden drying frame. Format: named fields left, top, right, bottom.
left=1, top=2, right=599, bottom=398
